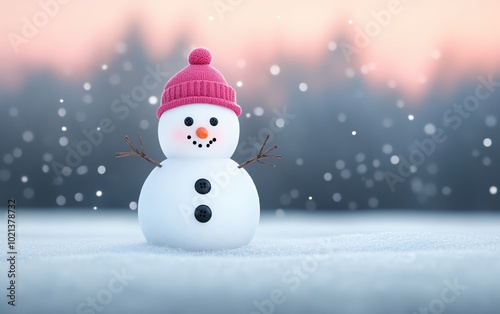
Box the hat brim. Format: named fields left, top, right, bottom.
left=157, top=97, right=242, bottom=118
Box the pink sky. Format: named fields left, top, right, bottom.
left=1, top=0, right=500, bottom=97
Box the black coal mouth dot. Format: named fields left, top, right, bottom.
left=187, top=136, right=217, bottom=148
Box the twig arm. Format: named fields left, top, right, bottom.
left=115, top=133, right=163, bottom=168
left=238, top=134, right=281, bottom=169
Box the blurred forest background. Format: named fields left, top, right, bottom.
left=0, top=0, right=499, bottom=210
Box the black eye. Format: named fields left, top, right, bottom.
left=210, top=117, right=218, bottom=126
left=184, top=117, right=193, bottom=126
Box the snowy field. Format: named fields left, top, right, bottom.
left=1, top=209, right=499, bottom=314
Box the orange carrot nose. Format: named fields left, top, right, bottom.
left=196, top=127, right=208, bottom=139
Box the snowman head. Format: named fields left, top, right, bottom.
left=157, top=48, right=242, bottom=158
left=158, top=104, right=239, bottom=158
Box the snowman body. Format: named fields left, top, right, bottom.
left=138, top=158, right=259, bottom=250
left=138, top=104, right=260, bottom=250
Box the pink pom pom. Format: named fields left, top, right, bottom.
left=189, top=48, right=212, bottom=65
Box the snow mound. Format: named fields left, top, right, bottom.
left=1, top=210, right=499, bottom=314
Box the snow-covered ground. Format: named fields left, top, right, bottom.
left=1, top=209, right=499, bottom=314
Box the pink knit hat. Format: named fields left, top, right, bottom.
left=157, top=48, right=242, bottom=118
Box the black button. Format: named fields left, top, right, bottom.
left=194, top=205, right=212, bottom=223
left=194, top=178, right=211, bottom=194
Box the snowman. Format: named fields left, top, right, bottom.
left=116, top=48, right=279, bottom=250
